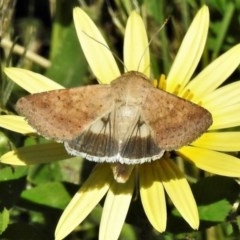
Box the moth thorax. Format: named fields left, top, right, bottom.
left=116, top=105, right=139, bottom=140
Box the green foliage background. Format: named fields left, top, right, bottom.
left=0, top=0, right=240, bottom=239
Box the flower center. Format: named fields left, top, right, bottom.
left=181, top=88, right=203, bottom=106
left=154, top=74, right=167, bottom=90
left=155, top=74, right=200, bottom=104
left=181, top=88, right=194, bottom=101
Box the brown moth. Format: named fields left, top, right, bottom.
left=16, top=71, right=212, bottom=182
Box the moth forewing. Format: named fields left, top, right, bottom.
left=16, top=85, right=114, bottom=141
left=142, top=85, right=213, bottom=150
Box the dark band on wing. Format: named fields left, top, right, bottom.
left=120, top=116, right=163, bottom=160
left=65, top=113, right=118, bottom=157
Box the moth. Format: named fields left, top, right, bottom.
left=16, top=71, right=213, bottom=182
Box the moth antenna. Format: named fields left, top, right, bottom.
left=82, top=31, right=128, bottom=72
left=137, top=17, right=169, bottom=72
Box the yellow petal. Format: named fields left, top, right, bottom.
left=99, top=173, right=134, bottom=240
left=0, top=115, right=35, bottom=134
left=139, top=163, right=167, bottom=232
left=1, top=143, right=69, bottom=165
left=166, top=6, right=209, bottom=93
left=73, top=7, right=120, bottom=84
left=4, top=68, right=64, bottom=93
left=182, top=44, right=240, bottom=102
left=124, top=11, right=150, bottom=77
left=210, top=103, right=240, bottom=130
left=202, top=81, right=240, bottom=110
left=158, top=158, right=199, bottom=229
left=55, top=164, right=112, bottom=240
left=178, top=146, right=240, bottom=177
left=192, top=132, right=240, bottom=151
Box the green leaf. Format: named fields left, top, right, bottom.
left=0, top=166, right=27, bottom=181
left=0, top=132, right=11, bottom=156
left=198, top=199, right=232, bottom=222
left=193, top=176, right=239, bottom=229
left=193, top=176, right=238, bottom=212
left=45, top=0, right=88, bottom=88
left=28, top=162, right=63, bottom=185
left=46, top=22, right=89, bottom=88
left=21, top=182, right=71, bottom=210
left=0, top=208, right=9, bottom=234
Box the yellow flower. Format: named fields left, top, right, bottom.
left=1, top=5, right=240, bottom=240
